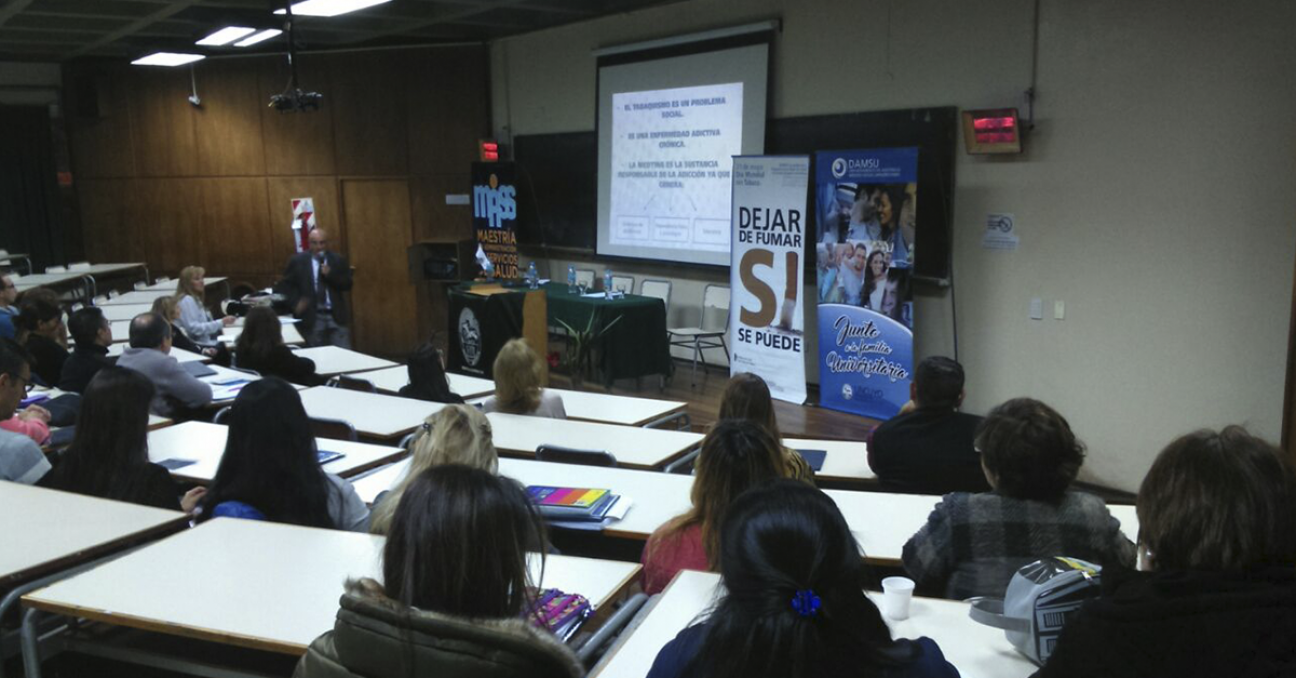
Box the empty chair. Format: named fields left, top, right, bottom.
left=310, top=416, right=358, bottom=442
left=536, top=444, right=617, bottom=467
left=574, top=269, right=595, bottom=289
left=45, top=265, right=67, bottom=273
left=68, top=262, right=91, bottom=271
left=327, top=375, right=377, bottom=393
left=640, top=279, right=672, bottom=309
left=667, top=284, right=731, bottom=386
left=610, top=274, right=634, bottom=294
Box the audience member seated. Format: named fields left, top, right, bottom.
left=151, top=295, right=223, bottom=362
left=647, top=480, right=959, bottom=678
left=1036, top=426, right=1296, bottom=677
left=198, top=378, right=369, bottom=531
left=718, top=372, right=814, bottom=482
left=902, top=398, right=1135, bottom=599
left=60, top=306, right=115, bottom=393
left=234, top=306, right=324, bottom=385
left=0, top=271, right=19, bottom=339
left=641, top=420, right=786, bottom=595
left=0, top=402, right=51, bottom=446
left=16, top=289, right=68, bottom=386
left=174, top=265, right=234, bottom=347
left=0, top=338, right=49, bottom=483
left=480, top=338, right=565, bottom=418
left=294, top=465, right=578, bottom=678
left=116, top=313, right=213, bottom=418
left=369, top=404, right=497, bottom=534
left=397, top=343, right=464, bottom=404
left=868, top=356, right=991, bottom=494
left=40, top=367, right=205, bottom=512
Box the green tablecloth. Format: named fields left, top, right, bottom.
left=453, top=282, right=671, bottom=383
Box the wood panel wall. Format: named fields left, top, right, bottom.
left=62, top=46, right=488, bottom=357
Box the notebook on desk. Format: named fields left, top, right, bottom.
left=182, top=362, right=218, bottom=378
left=316, top=450, right=345, bottom=465
left=526, top=486, right=620, bottom=522
left=795, top=449, right=827, bottom=472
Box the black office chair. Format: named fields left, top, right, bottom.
left=536, top=444, right=617, bottom=467
left=310, top=416, right=358, bottom=442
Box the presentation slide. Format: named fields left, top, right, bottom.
left=608, top=82, right=743, bottom=256
left=597, top=41, right=768, bottom=267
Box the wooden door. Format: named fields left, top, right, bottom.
left=341, top=179, right=418, bottom=357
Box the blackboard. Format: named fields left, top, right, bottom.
left=512, top=106, right=957, bottom=280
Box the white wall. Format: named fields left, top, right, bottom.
left=491, top=0, right=1296, bottom=491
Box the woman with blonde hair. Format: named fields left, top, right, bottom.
left=640, top=419, right=786, bottom=594
left=718, top=373, right=814, bottom=482
left=480, top=338, right=565, bottom=418
left=369, top=404, right=499, bottom=534
left=151, top=295, right=222, bottom=361
left=174, top=265, right=234, bottom=347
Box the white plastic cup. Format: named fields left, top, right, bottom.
left=881, top=576, right=915, bottom=620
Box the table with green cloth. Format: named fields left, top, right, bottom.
left=451, top=281, right=671, bottom=384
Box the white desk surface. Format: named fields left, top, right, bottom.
left=220, top=323, right=304, bottom=346
left=298, top=386, right=445, bottom=440
left=147, top=421, right=406, bottom=485
left=147, top=414, right=172, bottom=430
left=784, top=437, right=874, bottom=483
left=200, top=364, right=278, bottom=403
left=548, top=389, right=686, bottom=427
left=106, top=344, right=209, bottom=363
left=76, top=262, right=147, bottom=276
left=24, top=518, right=641, bottom=655
left=0, top=482, right=187, bottom=589
left=97, top=303, right=155, bottom=322
left=97, top=290, right=181, bottom=306
left=14, top=271, right=88, bottom=291
left=487, top=412, right=703, bottom=470
left=292, top=346, right=399, bottom=377
left=138, top=277, right=224, bottom=292
left=357, top=366, right=496, bottom=400
left=593, top=569, right=1037, bottom=678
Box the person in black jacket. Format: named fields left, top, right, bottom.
left=1037, top=426, right=1296, bottom=678
left=15, top=289, right=68, bottom=387
left=397, top=343, right=464, bottom=403
left=41, top=367, right=205, bottom=512
left=280, top=228, right=352, bottom=348
left=234, top=306, right=324, bottom=386
left=868, top=356, right=990, bottom=494
left=60, top=307, right=115, bottom=393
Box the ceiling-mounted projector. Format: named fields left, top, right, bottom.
left=269, top=88, right=323, bottom=112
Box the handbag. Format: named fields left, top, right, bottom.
left=967, top=557, right=1102, bottom=665
left=524, top=588, right=593, bottom=642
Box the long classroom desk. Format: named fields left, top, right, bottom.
left=487, top=412, right=703, bottom=470
left=105, top=344, right=209, bottom=363
left=298, top=386, right=445, bottom=441
left=220, top=323, right=304, bottom=346
left=592, top=569, right=1036, bottom=678
left=784, top=437, right=874, bottom=485
left=359, top=366, right=497, bottom=400
left=21, top=518, right=642, bottom=670
left=96, top=303, right=155, bottom=322
left=353, top=458, right=1140, bottom=565
left=97, top=289, right=183, bottom=306
left=523, top=389, right=686, bottom=428
left=291, top=346, right=398, bottom=377
left=137, top=277, right=225, bottom=293
left=147, top=421, right=406, bottom=484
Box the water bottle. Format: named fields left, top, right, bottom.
left=527, top=261, right=538, bottom=289
left=567, top=265, right=577, bottom=294
left=604, top=268, right=614, bottom=299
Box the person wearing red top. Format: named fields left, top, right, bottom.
left=640, top=420, right=785, bottom=594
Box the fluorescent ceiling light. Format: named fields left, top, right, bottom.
left=274, top=0, right=392, bottom=18
left=234, top=29, right=283, bottom=47
left=131, top=52, right=207, bottom=67
left=196, top=26, right=257, bottom=46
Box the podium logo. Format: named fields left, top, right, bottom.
left=458, top=307, right=482, bottom=367
left=473, top=173, right=517, bottom=229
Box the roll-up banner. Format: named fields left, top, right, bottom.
left=814, top=148, right=918, bottom=419
left=729, top=155, right=810, bottom=404
left=471, top=162, right=520, bottom=279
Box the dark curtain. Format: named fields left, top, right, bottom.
left=0, top=105, right=65, bottom=271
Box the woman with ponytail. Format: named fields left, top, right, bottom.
left=646, top=479, right=959, bottom=678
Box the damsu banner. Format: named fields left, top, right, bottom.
left=814, top=148, right=918, bottom=418
left=471, top=162, right=519, bottom=278
left=729, top=156, right=809, bottom=404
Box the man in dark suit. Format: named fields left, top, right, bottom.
left=281, top=228, right=353, bottom=348
left=868, top=356, right=991, bottom=495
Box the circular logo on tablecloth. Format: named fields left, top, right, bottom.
left=841, top=383, right=854, bottom=400
left=831, top=157, right=848, bottom=179
left=458, top=307, right=482, bottom=367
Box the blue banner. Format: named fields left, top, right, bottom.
left=815, top=148, right=918, bottom=419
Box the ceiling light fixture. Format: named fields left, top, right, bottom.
left=273, top=0, right=392, bottom=18
left=196, top=26, right=257, bottom=46
left=131, top=52, right=207, bottom=67
left=234, top=29, right=284, bottom=47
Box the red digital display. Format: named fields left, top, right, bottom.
left=479, top=139, right=499, bottom=162
left=962, top=108, right=1022, bottom=154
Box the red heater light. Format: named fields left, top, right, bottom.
left=479, top=140, right=500, bottom=162
left=962, top=108, right=1023, bottom=154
